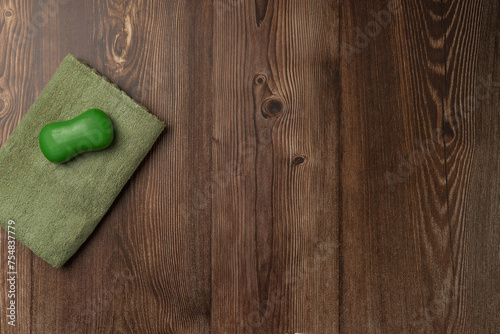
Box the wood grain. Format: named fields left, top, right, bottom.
left=29, top=1, right=119, bottom=333
left=211, top=0, right=339, bottom=332
left=340, top=0, right=452, bottom=332
left=0, top=1, right=36, bottom=333
left=0, top=0, right=498, bottom=333
left=443, top=0, right=500, bottom=332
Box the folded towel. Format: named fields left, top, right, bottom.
left=0, top=54, right=165, bottom=268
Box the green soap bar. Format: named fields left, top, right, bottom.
left=39, top=108, right=114, bottom=163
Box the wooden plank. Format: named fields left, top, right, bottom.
left=211, top=0, right=340, bottom=332
left=0, top=1, right=36, bottom=333
left=27, top=1, right=120, bottom=334
left=105, top=0, right=214, bottom=332
left=339, top=0, right=453, bottom=332
left=443, top=1, right=500, bottom=332
left=24, top=0, right=213, bottom=333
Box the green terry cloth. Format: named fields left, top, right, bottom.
left=0, top=54, right=165, bottom=268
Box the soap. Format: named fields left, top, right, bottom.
left=39, top=109, right=114, bottom=163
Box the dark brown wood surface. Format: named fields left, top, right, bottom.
left=0, top=0, right=498, bottom=333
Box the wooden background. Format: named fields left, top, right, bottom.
left=0, top=0, right=499, bottom=333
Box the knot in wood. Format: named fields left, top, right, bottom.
left=292, top=156, right=306, bottom=166
left=261, top=98, right=283, bottom=118
left=254, top=74, right=266, bottom=85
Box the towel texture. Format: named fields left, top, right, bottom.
left=0, top=54, right=165, bottom=268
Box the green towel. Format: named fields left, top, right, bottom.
left=0, top=54, right=165, bottom=268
